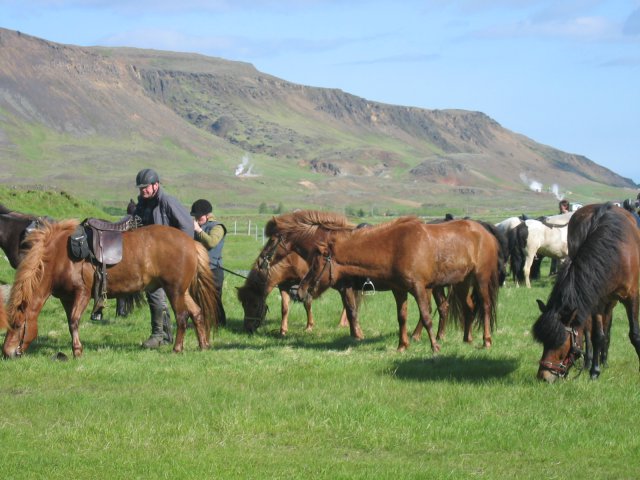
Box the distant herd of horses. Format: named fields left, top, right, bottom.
left=1, top=202, right=639, bottom=383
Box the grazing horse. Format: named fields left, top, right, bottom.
left=242, top=210, right=366, bottom=340
left=2, top=220, right=218, bottom=358
left=296, top=216, right=501, bottom=352
left=533, top=203, right=640, bottom=382
left=509, top=212, right=573, bottom=288
left=237, top=250, right=316, bottom=336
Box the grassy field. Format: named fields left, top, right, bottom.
left=1, top=189, right=639, bottom=478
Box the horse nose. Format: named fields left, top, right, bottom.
left=537, top=369, right=557, bottom=383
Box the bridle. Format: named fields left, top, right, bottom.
left=258, top=235, right=286, bottom=272
left=539, top=326, right=584, bottom=379
left=303, top=253, right=334, bottom=297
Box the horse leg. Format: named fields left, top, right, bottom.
left=601, top=309, right=614, bottom=368
left=339, top=287, right=363, bottom=340
left=61, top=293, right=91, bottom=358
left=623, top=296, right=640, bottom=371
left=589, top=313, right=606, bottom=380
left=413, top=287, right=440, bottom=353
left=583, top=327, right=593, bottom=371
left=410, top=289, right=430, bottom=342
left=392, top=289, right=410, bottom=352
left=435, top=286, right=449, bottom=341
left=302, top=293, right=314, bottom=333
left=172, top=292, right=209, bottom=352
left=279, top=286, right=290, bottom=336
left=523, top=252, right=534, bottom=288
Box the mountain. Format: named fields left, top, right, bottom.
left=0, top=28, right=635, bottom=216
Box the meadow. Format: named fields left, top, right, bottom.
left=1, top=194, right=639, bottom=479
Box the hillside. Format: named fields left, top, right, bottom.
left=0, top=27, right=636, bottom=215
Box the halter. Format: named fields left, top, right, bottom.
left=539, top=326, right=584, bottom=379
left=13, top=318, right=27, bottom=358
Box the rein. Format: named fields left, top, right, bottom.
left=221, top=266, right=248, bottom=280
left=539, top=326, right=584, bottom=379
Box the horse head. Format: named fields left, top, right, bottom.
left=533, top=299, right=584, bottom=382
left=295, top=241, right=333, bottom=302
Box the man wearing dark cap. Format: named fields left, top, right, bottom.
left=134, top=168, right=194, bottom=348
left=191, top=199, right=227, bottom=326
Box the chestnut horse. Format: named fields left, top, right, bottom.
left=533, top=203, right=640, bottom=382
left=296, top=216, right=501, bottom=352
left=242, top=210, right=365, bottom=339
left=2, top=220, right=218, bottom=358
left=250, top=211, right=451, bottom=342
left=237, top=250, right=316, bottom=336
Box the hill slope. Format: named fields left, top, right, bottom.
left=0, top=28, right=635, bottom=215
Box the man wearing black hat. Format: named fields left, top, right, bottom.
left=134, top=168, right=194, bottom=348
left=191, top=199, right=227, bottom=326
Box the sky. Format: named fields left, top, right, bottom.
left=2, top=1, right=639, bottom=184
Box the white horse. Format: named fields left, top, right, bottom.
left=509, top=212, right=573, bottom=288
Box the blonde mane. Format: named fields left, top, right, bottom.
left=6, top=219, right=79, bottom=326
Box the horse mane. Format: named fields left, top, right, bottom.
left=350, top=215, right=421, bottom=239
left=0, top=204, right=13, bottom=215
left=266, top=210, right=355, bottom=243
left=6, top=219, right=79, bottom=325
left=532, top=203, right=625, bottom=348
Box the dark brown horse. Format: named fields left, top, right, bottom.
left=0, top=204, right=42, bottom=269
left=533, top=203, right=640, bottom=382
left=296, top=216, right=501, bottom=352
left=2, top=220, right=218, bottom=357
left=237, top=250, right=316, bottom=336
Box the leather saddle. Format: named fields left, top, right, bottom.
left=84, top=215, right=134, bottom=265
left=82, top=215, right=136, bottom=320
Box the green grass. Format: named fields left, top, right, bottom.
left=1, top=251, right=640, bottom=478
left=1, top=190, right=639, bottom=478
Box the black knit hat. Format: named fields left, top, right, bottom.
left=190, top=199, right=212, bottom=217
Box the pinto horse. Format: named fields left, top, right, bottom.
left=509, top=212, right=573, bottom=288
left=237, top=250, right=317, bottom=336
left=296, top=216, right=501, bottom=352
left=2, top=220, right=218, bottom=358
left=533, top=203, right=640, bottom=382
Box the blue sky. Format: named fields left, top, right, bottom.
left=2, top=1, right=639, bottom=184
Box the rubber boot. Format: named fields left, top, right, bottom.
left=142, top=307, right=171, bottom=349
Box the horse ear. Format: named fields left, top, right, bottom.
left=536, top=299, right=546, bottom=312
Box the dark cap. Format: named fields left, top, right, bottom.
left=135, top=168, right=159, bottom=188
left=190, top=199, right=212, bottom=217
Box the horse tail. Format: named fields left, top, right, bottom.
left=508, top=222, right=527, bottom=283
left=477, top=221, right=509, bottom=286
left=189, top=243, right=219, bottom=338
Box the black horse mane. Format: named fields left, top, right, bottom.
left=532, top=203, right=626, bottom=348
